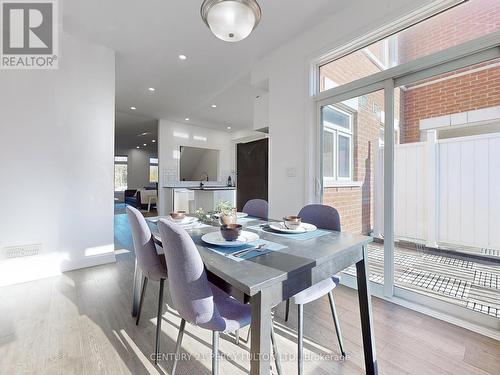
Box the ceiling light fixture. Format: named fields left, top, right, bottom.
left=178, top=54, right=187, bottom=60
left=136, top=146, right=140, bottom=149
left=152, top=140, right=156, bottom=143
left=148, top=87, right=155, bottom=92
left=201, top=0, right=261, bottom=43
left=211, top=104, right=217, bottom=108
left=143, top=143, right=147, bottom=146
left=185, top=117, right=190, bottom=121
left=130, top=106, right=137, bottom=110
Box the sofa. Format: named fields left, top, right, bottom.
left=125, top=187, right=157, bottom=210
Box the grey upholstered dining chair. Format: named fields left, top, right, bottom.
left=242, top=198, right=269, bottom=219
left=284, top=204, right=345, bottom=374
left=157, top=218, right=282, bottom=375
left=126, top=206, right=168, bottom=364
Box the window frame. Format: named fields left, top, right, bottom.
left=322, top=105, right=354, bottom=185
left=309, top=0, right=466, bottom=96
left=114, top=155, right=128, bottom=192
left=149, top=157, right=159, bottom=184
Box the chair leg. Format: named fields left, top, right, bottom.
left=212, top=331, right=220, bottom=375
left=270, top=322, right=283, bottom=375
left=285, top=299, right=290, bottom=322
left=136, top=276, right=148, bottom=325
left=328, top=291, right=346, bottom=357
left=297, top=304, right=304, bottom=375
left=235, top=329, right=240, bottom=345
left=154, top=278, right=165, bottom=365
left=171, top=318, right=186, bottom=375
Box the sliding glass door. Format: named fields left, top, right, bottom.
left=314, top=34, right=500, bottom=329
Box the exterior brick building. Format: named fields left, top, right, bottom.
left=320, top=0, right=500, bottom=234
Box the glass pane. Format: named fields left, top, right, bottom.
left=150, top=157, right=158, bottom=165
left=114, top=164, right=127, bottom=191
left=150, top=166, right=159, bottom=183
left=322, top=90, right=386, bottom=286
left=323, top=130, right=334, bottom=178
left=394, top=58, right=500, bottom=318
left=338, top=134, right=350, bottom=178
left=323, top=105, right=351, bottom=130
left=320, top=0, right=500, bottom=89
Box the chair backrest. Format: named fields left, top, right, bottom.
left=242, top=199, right=269, bottom=219
left=126, top=206, right=165, bottom=280
left=157, top=219, right=221, bottom=326
left=298, top=204, right=341, bottom=231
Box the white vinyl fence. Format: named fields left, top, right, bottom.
left=374, top=132, right=500, bottom=250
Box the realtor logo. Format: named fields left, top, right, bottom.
left=1, top=0, right=59, bottom=69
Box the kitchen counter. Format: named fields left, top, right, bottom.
left=187, top=186, right=236, bottom=191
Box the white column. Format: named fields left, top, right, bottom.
left=426, top=130, right=439, bottom=248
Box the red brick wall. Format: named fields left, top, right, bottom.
left=398, top=0, right=500, bottom=64
left=399, top=0, right=500, bottom=143
left=323, top=187, right=362, bottom=233
left=402, top=63, right=500, bottom=143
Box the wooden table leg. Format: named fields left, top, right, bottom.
left=250, top=290, right=273, bottom=375
left=356, top=245, right=378, bottom=375
left=131, top=258, right=143, bottom=317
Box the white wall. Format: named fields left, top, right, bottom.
left=0, top=33, right=116, bottom=285
left=250, top=0, right=432, bottom=219
left=158, top=120, right=235, bottom=215
left=127, top=149, right=154, bottom=189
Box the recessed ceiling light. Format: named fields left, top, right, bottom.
left=143, top=143, right=147, bottom=146
left=152, top=140, right=156, bottom=143
left=130, top=106, right=137, bottom=110
left=178, top=54, right=187, bottom=60
left=185, top=117, right=190, bottom=121
left=227, top=126, right=232, bottom=130
left=136, top=146, right=140, bottom=149
left=211, top=104, right=217, bottom=108
left=148, top=87, right=155, bottom=92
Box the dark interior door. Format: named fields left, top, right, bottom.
left=236, top=138, right=268, bottom=211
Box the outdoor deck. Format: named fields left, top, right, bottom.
left=344, top=243, right=500, bottom=318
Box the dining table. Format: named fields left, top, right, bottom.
left=131, top=215, right=377, bottom=375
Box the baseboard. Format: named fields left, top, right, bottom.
left=60, top=252, right=116, bottom=272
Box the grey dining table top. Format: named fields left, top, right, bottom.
left=150, top=217, right=373, bottom=297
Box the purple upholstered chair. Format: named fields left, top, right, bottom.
left=284, top=204, right=345, bottom=374
left=126, top=206, right=167, bottom=364
left=242, top=199, right=269, bottom=219
left=157, top=218, right=281, bottom=375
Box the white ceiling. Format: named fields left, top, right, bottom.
left=63, top=0, right=349, bottom=132
left=114, top=112, right=158, bottom=154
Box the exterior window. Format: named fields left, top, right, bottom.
left=149, top=157, right=158, bottom=183
left=114, top=156, right=128, bottom=191
left=322, top=106, right=353, bottom=183
left=319, top=0, right=500, bottom=90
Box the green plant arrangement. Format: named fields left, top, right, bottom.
left=195, top=207, right=212, bottom=223
left=214, top=200, right=234, bottom=216
left=194, top=200, right=236, bottom=225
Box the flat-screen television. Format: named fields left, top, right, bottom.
left=179, top=146, right=219, bottom=181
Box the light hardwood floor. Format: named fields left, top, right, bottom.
left=0, top=214, right=498, bottom=375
